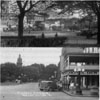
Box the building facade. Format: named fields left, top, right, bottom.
left=60, top=47, right=99, bottom=88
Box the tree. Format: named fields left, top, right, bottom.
left=86, top=1, right=100, bottom=44
left=16, top=0, right=40, bottom=38
left=0, top=62, right=59, bottom=82
left=78, top=13, right=97, bottom=31
left=7, top=0, right=52, bottom=38
left=53, top=1, right=100, bottom=44
left=45, top=64, right=58, bottom=80
left=24, top=64, right=46, bottom=81
left=1, top=63, right=20, bottom=82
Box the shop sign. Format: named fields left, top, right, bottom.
left=64, top=71, right=99, bottom=75
left=83, top=47, right=100, bottom=53
left=81, top=71, right=99, bottom=75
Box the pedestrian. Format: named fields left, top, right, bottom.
left=42, top=32, right=45, bottom=38
left=55, top=32, right=58, bottom=38
left=66, top=75, right=71, bottom=90
left=69, top=81, right=75, bottom=94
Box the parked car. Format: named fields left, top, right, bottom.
left=39, top=80, right=58, bottom=91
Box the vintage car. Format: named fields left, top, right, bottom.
left=39, top=80, right=58, bottom=91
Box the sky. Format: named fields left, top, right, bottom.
left=0, top=48, right=62, bottom=66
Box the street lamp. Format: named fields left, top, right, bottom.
left=74, top=63, right=85, bottom=95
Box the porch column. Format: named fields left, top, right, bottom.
left=89, top=76, right=92, bottom=87
left=85, top=76, right=88, bottom=89
left=83, top=77, right=86, bottom=88
left=95, top=76, right=98, bottom=86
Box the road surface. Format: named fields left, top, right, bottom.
left=0, top=83, right=98, bottom=100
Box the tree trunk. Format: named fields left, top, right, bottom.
left=18, top=13, right=25, bottom=38
left=97, top=15, right=100, bottom=45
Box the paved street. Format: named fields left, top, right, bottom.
left=0, top=83, right=98, bottom=100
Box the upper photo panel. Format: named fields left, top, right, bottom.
left=1, top=0, right=100, bottom=47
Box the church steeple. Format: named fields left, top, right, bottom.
left=17, top=54, right=22, bottom=67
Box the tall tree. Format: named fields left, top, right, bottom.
left=1, top=63, right=20, bottom=82
left=86, top=1, right=100, bottom=44
left=53, top=1, right=100, bottom=44
left=45, top=64, right=58, bottom=79
left=10, top=0, right=52, bottom=38
left=16, top=0, right=40, bottom=38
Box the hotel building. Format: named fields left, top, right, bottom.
left=60, top=47, right=99, bottom=88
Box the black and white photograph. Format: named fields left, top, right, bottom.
left=0, top=47, right=99, bottom=100
left=1, top=0, right=100, bottom=47
left=0, top=0, right=100, bottom=100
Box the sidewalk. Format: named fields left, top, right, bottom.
left=62, top=89, right=99, bottom=97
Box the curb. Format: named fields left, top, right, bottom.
left=62, top=90, right=99, bottom=97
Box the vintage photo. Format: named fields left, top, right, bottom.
left=0, top=47, right=99, bottom=100
left=0, top=0, right=100, bottom=100
left=1, top=0, right=100, bottom=47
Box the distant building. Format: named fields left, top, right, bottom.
left=17, top=54, right=22, bottom=67
left=60, top=47, right=99, bottom=88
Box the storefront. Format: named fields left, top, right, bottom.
left=60, top=47, right=99, bottom=88
left=63, top=70, right=99, bottom=88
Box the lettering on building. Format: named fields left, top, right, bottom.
left=83, top=47, right=100, bottom=53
